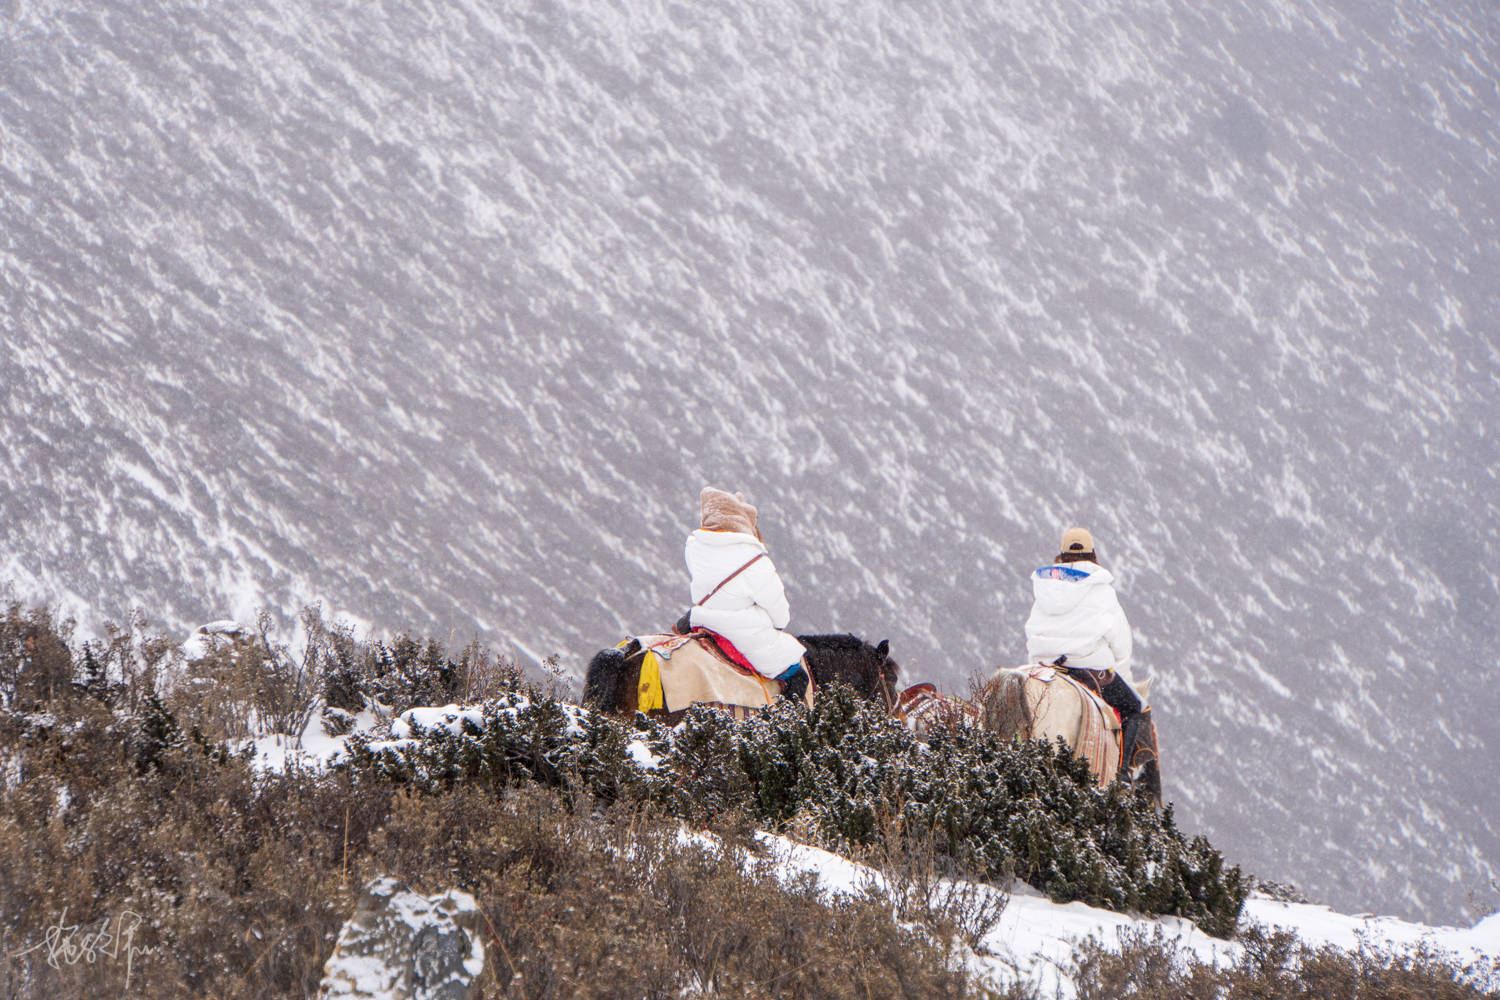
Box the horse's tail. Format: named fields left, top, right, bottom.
left=976, top=669, right=1033, bottom=738
left=583, top=639, right=639, bottom=711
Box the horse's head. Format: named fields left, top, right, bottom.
left=799, top=633, right=900, bottom=708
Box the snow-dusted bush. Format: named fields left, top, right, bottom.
left=0, top=605, right=1491, bottom=997
left=0, top=603, right=84, bottom=711
left=349, top=683, right=1248, bottom=936
left=296, top=607, right=518, bottom=715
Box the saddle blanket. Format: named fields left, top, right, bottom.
left=1020, top=666, right=1119, bottom=785
left=1026, top=666, right=1121, bottom=731
left=633, top=633, right=796, bottom=713
left=897, top=683, right=980, bottom=734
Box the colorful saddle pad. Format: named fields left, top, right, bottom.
left=633, top=633, right=791, bottom=713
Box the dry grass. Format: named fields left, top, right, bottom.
left=1069, top=924, right=1500, bottom=1000
left=0, top=693, right=997, bottom=998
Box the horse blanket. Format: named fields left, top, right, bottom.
left=897, top=683, right=980, bottom=734
left=1026, top=666, right=1121, bottom=728
left=1009, top=665, right=1120, bottom=786
left=630, top=632, right=809, bottom=713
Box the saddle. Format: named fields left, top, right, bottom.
left=633, top=631, right=805, bottom=714
left=689, top=627, right=759, bottom=673
left=1034, top=664, right=1161, bottom=799
left=897, top=683, right=979, bottom=734
left=1026, top=665, right=1121, bottom=731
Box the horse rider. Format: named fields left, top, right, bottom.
left=675, top=486, right=809, bottom=702
left=1024, top=527, right=1151, bottom=777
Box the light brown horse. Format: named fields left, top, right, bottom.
left=901, top=665, right=1161, bottom=803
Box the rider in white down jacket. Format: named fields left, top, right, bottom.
left=1025, top=527, right=1150, bottom=769
left=683, top=487, right=807, bottom=685
left=1025, top=555, right=1134, bottom=686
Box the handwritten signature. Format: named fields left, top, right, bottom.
left=10, top=908, right=155, bottom=988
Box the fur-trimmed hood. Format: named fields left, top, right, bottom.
left=1031, top=561, right=1115, bottom=616
left=699, top=486, right=760, bottom=539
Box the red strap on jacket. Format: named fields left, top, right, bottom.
left=695, top=552, right=766, bottom=607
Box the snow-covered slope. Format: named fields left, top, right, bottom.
left=2, top=0, right=1497, bottom=922
left=762, top=834, right=1500, bottom=999
left=267, top=700, right=1500, bottom=998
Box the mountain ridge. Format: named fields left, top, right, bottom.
left=2, top=0, right=1497, bottom=922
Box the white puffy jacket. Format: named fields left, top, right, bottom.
left=1024, top=561, right=1134, bottom=681
left=685, top=529, right=807, bottom=679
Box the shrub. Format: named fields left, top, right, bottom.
left=295, top=606, right=521, bottom=715
left=0, top=701, right=994, bottom=998
left=0, top=603, right=78, bottom=711
left=0, top=602, right=1490, bottom=998
left=351, top=683, right=1248, bottom=935
left=1069, top=924, right=1500, bottom=999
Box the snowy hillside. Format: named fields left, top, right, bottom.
left=266, top=698, right=1500, bottom=998
left=2, top=0, right=1497, bottom=923
left=764, top=835, right=1500, bottom=999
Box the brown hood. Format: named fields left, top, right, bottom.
left=699, top=486, right=760, bottom=539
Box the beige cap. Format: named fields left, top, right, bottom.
left=1060, top=527, right=1094, bottom=553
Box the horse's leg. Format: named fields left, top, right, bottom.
left=1133, top=709, right=1163, bottom=805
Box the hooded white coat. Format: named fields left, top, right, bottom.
left=1024, top=561, right=1135, bottom=683
left=685, top=528, right=806, bottom=679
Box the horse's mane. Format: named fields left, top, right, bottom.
left=796, top=632, right=873, bottom=650
left=798, top=633, right=900, bottom=699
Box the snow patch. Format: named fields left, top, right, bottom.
left=390, top=705, right=487, bottom=739
left=751, top=833, right=1500, bottom=998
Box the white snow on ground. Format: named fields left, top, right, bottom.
left=755, top=835, right=1500, bottom=998
left=248, top=708, right=383, bottom=771
left=627, top=739, right=660, bottom=769
left=246, top=696, right=592, bottom=770
left=320, top=876, right=485, bottom=1000
left=390, top=705, right=486, bottom=739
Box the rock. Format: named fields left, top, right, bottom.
left=319, top=876, right=486, bottom=1000
left=180, top=620, right=256, bottom=663
left=1253, top=878, right=1313, bottom=905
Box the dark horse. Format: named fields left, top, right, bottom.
left=583, top=633, right=899, bottom=720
